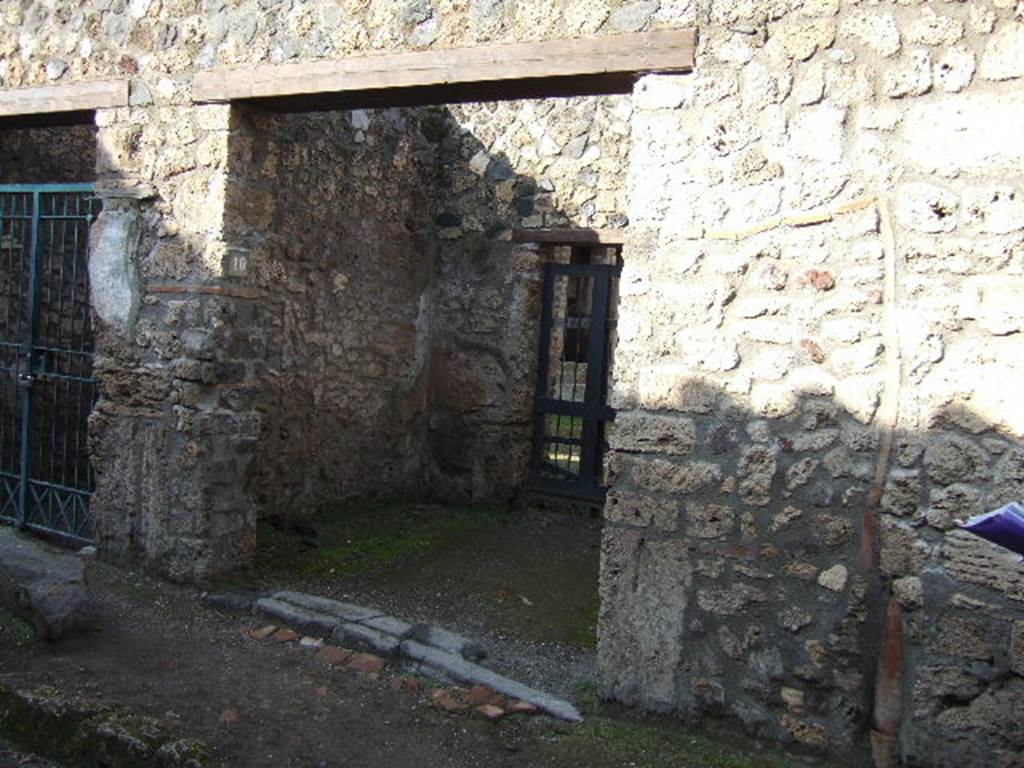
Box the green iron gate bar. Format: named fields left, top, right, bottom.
left=0, top=183, right=100, bottom=544
left=528, top=257, right=621, bottom=503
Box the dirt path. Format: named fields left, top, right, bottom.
left=2, top=562, right=561, bottom=768
left=0, top=506, right=824, bottom=768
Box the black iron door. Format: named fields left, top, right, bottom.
left=529, top=259, right=621, bottom=502
left=0, top=184, right=100, bottom=543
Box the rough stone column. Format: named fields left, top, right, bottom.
left=88, top=103, right=257, bottom=582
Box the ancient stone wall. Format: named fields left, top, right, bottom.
left=0, top=126, right=97, bottom=184
left=222, top=106, right=437, bottom=515
left=603, top=3, right=1024, bottom=767
left=3, top=1, right=1023, bottom=765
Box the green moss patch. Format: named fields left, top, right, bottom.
left=254, top=499, right=509, bottom=579
left=0, top=683, right=211, bottom=768
left=537, top=700, right=806, bottom=768
left=0, top=608, right=36, bottom=648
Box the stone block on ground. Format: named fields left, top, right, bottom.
left=332, top=622, right=400, bottom=657
left=400, top=639, right=583, bottom=722
left=270, top=591, right=382, bottom=622
left=410, top=624, right=488, bottom=661
left=255, top=597, right=342, bottom=638
left=0, top=528, right=92, bottom=641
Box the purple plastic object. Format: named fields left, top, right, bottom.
left=959, top=502, right=1024, bottom=557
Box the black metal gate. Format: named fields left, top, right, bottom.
left=0, top=184, right=100, bottom=543
left=528, top=249, right=621, bottom=502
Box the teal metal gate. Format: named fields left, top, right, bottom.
left=0, top=184, right=100, bottom=543
left=528, top=248, right=621, bottom=503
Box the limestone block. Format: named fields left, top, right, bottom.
left=793, top=61, right=826, bottom=105
left=880, top=519, right=929, bottom=578
left=881, top=469, right=921, bottom=517
left=923, top=435, right=991, bottom=486
left=737, top=444, right=778, bottom=506
left=883, top=50, right=932, bottom=98
left=769, top=17, right=837, bottom=61
left=684, top=502, right=736, bottom=539
left=958, top=276, right=1024, bottom=335
left=604, top=490, right=680, bottom=531
left=606, top=1, right=658, bottom=33
left=901, top=92, right=1024, bottom=176
left=817, top=564, right=849, bottom=592
left=598, top=529, right=692, bottom=709
left=906, top=8, right=964, bottom=46
left=893, top=576, right=924, bottom=608
left=927, top=485, right=983, bottom=530
left=697, top=583, right=767, bottom=615
left=1011, top=621, right=1024, bottom=676
left=635, top=367, right=718, bottom=413
left=633, top=75, right=689, bottom=110
left=934, top=47, right=975, bottom=93
left=788, top=105, right=846, bottom=163
left=839, top=10, right=901, bottom=58
left=610, top=412, right=697, bottom=455
left=780, top=607, right=813, bottom=632
left=896, top=182, right=958, bottom=233
left=943, top=529, right=1024, bottom=602
left=963, top=186, right=1024, bottom=235
left=935, top=616, right=994, bottom=661
left=991, top=449, right=1024, bottom=509
left=629, top=456, right=723, bottom=494
left=980, top=22, right=1024, bottom=81
left=785, top=457, right=818, bottom=491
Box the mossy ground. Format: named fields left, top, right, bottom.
left=0, top=609, right=36, bottom=648
left=244, top=498, right=602, bottom=647
left=534, top=694, right=805, bottom=768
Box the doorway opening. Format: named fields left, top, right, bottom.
left=528, top=244, right=622, bottom=503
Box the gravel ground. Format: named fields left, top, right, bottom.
left=249, top=502, right=604, bottom=702
left=0, top=743, right=58, bottom=768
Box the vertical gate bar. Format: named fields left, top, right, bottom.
left=16, top=191, right=41, bottom=528
left=529, top=265, right=556, bottom=482
left=0, top=192, right=7, bottom=476
left=576, top=270, right=611, bottom=493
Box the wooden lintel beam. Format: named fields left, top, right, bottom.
left=193, top=29, right=695, bottom=108
left=0, top=80, right=128, bottom=123
left=513, top=228, right=628, bottom=246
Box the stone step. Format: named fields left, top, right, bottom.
left=254, top=589, right=582, bottom=722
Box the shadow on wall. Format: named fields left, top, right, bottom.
left=597, top=377, right=1024, bottom=766
left=0, top=125, right=98, bottom=184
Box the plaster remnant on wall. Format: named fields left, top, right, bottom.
left=88, top=206, right=141, bottom=337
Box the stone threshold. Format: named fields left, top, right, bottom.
left=253, top=590, right=583, bottom=723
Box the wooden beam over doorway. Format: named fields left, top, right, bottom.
left=0, top=80, right=128, bottom=126
left=192, top=28, right=696, bottom=112
left=513, top=228, right=628, bottom=246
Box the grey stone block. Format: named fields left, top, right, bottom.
left=270, top=591, right=382, bottom=622
left=333, top=622, right=401, bottom=657
left=410, top=624, right=487, bottom=661
left=0, top=528, right=92, bottom=640
left=400, top=640, right=582, bottom=722
left=255, top=597, right=341, bottom=637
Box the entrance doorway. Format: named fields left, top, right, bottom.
left=0, top=184, right=99, bottom=543
left=528, top=245, right=621, bottom=502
